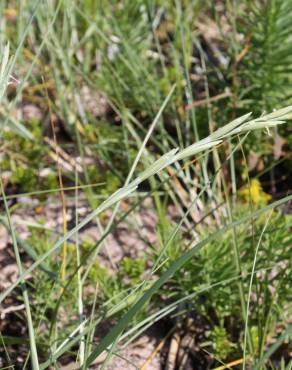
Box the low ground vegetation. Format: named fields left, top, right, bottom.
left=0, top=1, right=291, bottom=369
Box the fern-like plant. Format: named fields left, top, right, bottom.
left=236, top=0, right=292, bottom=113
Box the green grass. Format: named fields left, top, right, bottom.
left=0, top=1, right=292, bottom=369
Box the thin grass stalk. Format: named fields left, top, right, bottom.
left=253, top=324, right=292, bottom=370
left=0, top=176, right=40, bottom=369
left=221, top=163, right=254, bottom=353
left=74, top=169, right=85, bottom=366
left=243, top=211, right=273, bottom=369
left=44, top=79, right=68, bottom=285
left=1, top=0, right=62, bottom=140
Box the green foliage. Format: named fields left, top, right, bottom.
left=224, top=0, right=292, bottom=155
left=28, top=225, right=53, bottom=258
left=158, top=208, right=292, bottom=360
left=10, top=166, right=37, bottom=192
left=1, top=120, right=58, bottom=193
left=121, top=257, right=145, bottom=283
left=210, top=325, right=235, bottom=360
left=93, top=264, right=123, bottom=303
left=1, top=1, right=292, bottom=368
left=237, top=0, right=292, bottom=113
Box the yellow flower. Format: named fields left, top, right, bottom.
left=239, top=179, right=272, bottom=206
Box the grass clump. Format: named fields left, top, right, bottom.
left=0, top=1, right=292, bottom=370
